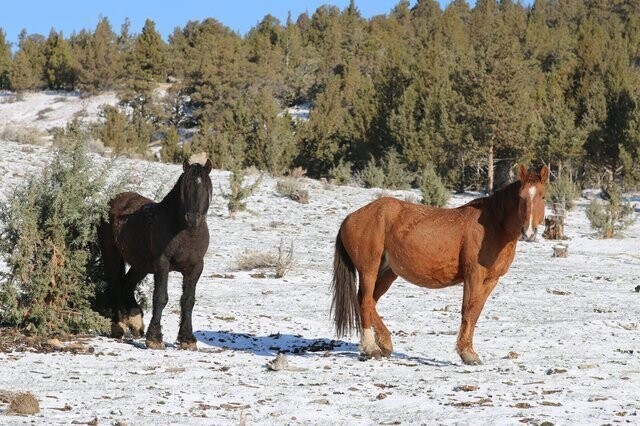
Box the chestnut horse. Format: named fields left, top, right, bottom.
left=331, top=164, right=548, bottom=364
left=99, top=157, right=212, bottom=350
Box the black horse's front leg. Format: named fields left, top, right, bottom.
left=177, top=261, right=204, bottom=350
left=146, top=264, right=170, bottom=350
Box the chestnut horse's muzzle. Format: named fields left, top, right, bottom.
left=521, top=227, right=537, bottom=242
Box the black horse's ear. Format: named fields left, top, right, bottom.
left=539, top=165, right=549, bottom=184
left=183, top=158, right=190, bottom=172
left=517, top=164, right=528, bottom=182
left=204, top=159, right=212, bottom=174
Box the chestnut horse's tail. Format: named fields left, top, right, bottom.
left=331, top=230, right=360, bottom=337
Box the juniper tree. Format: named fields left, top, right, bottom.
left=0, top=122, right=124, bottom=335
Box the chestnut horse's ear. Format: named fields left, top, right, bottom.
left=204, top=159, right=212, bottom=174
left=183, top=158, right=190, bottom=172
left=517, top=164, right=528, bottom=182
left=539, top=165, right=549, bottom=183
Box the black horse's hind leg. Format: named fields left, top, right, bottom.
left=145, top=262, right=170, bottom=350
left=177, top=261, right=204, bottom=351
left=122, top=267, right=147, bottom=338
left=98, top=221, right=127, bottom=338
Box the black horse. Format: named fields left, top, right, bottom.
left=98, top=157, right=213, bottom=350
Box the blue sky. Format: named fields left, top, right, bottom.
left=0, top=0, right=469, bottom=47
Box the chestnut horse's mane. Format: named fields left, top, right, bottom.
left=462, top=180, right=520, bottom=224
left=462, top=169, right=544, bottom=226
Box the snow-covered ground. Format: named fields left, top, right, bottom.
left=0, top=91, right=118, bottom=133
left=0, top=94, right=639, bottom=425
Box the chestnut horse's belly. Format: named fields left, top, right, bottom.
left=385, top=236, right=463, bottom=289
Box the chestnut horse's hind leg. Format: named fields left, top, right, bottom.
left=177, top=261, right=204, bottom=351
left=358, top=269, right=385, bottom=359
left=121, top=267, right=147, bottom=338
left=457, top=275, right=500, bottom=365
left=372, top=269, right=397, bottom=357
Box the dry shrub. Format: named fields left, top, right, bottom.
left=0, top=125, right=46, bottom=146
left=288, top=167, right=307, bottom=179
left=235, top=250, right=278, bottom=271
left=276, top=178, right=309, bottom=204
left=275, top=240, right=295, bottom=278
left=404, top=192, right=420, bottom=204
left=6, top=392, right=40, bottom=415
left=234, top=240, right=296, bottom=278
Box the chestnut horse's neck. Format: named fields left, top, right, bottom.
left=482, top=180, right=525, bottom=241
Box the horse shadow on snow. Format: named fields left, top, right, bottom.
left=194, top=330, right=454, bottom=367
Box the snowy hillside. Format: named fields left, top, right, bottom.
left=0, top=94, right=639, bottom=424
left=0, top=91, right=118, bottom=133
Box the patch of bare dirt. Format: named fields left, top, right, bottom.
left=0, top=327, right=94, bottom=354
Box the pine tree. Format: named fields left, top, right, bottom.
left=160, top=126, right=182, bottom=163
left=173, top=18, right=244, bottom=124
left=0, top=29, right=11, bottom=90
left=464, top=0, right=534, bottom=192
left=43, top=29, right=78, bottom=90
left=121, top=18, right=167, bottom=102
left=10, top=30, right=46, bottom=91
left=74, top=18, right=120, bottom=92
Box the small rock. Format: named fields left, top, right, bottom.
left=578, top=364, right=596, bottom=370
left=512, top=402, right=533, bottom=409
left=454, top=384, right=479, bottom=392
left=46, top=338, right=64, bottom=350
left=506, top=351, right=520, bottom=359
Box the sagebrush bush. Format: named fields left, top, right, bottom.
left=382, top=149, right=414, bottom=190
left=419, top=166, right=449, bottom=207
left=586, top=183, right=636, bottom=238
left=222, top=163, right=262, bottom=216
left=548, top=174, right=580, bottom=210
left=356, top=158, right=385, bottom=188
left=0, top=121, right=124, bottom=335
left=328, top=160, right=353, bottom=186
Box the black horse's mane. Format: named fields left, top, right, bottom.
left=162, top=162, right=213, bottom=207
left=180, top=163, right=213, bottom=198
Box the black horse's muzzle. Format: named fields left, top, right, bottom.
left=184, top=212, right=205, bottom=228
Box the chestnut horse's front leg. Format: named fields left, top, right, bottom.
left=177, top=261, right=204, bottom=351
left=456, top=275, right=499, bottom=365
left=145, top=261, right=170, bottom=350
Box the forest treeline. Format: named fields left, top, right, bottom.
left=1, top=0, right=640, bottom=192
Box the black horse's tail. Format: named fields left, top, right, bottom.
left=330, top=229, right=360, bottom=337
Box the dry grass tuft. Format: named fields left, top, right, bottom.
left=276, top=178, right=309, bottom=204
left=6, top=392, right=40, bottom=415
left=234, top=240, right=296, bottom=278
left=275, top=240, right=296, bottom=278
left=235, top=250, right=278, bottom=271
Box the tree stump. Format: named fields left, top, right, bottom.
left=543, top=203, right=567, bottom=240
left=543, top=215, right=565, bottom=240
left=553, top=243, right=568, bottom=258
